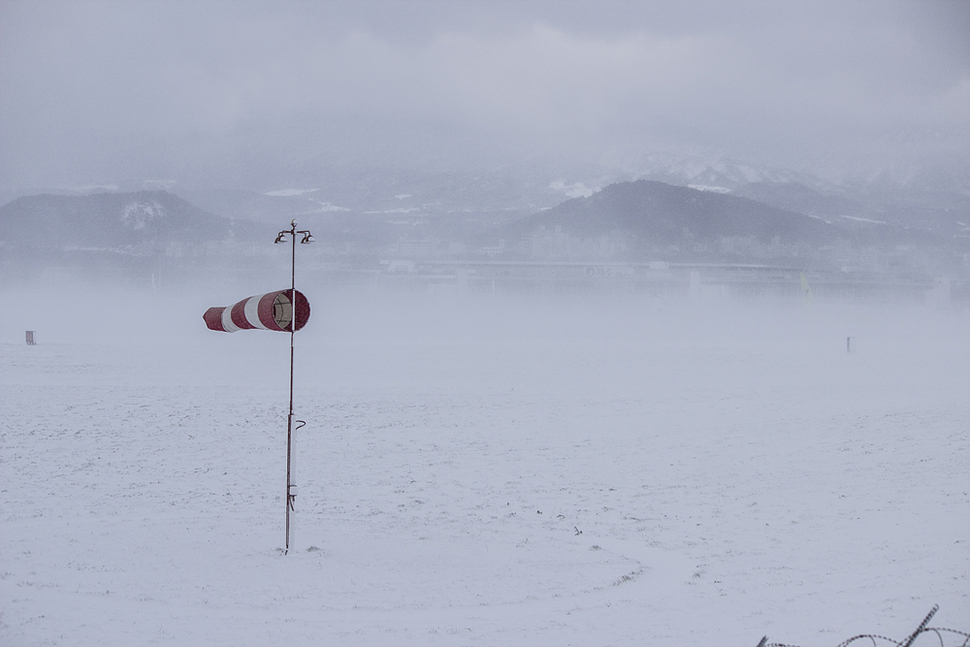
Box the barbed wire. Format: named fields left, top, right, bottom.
left=757, top=606, right=970, bottom=647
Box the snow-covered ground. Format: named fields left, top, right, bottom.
left=2, top=287, right=968, bottom=646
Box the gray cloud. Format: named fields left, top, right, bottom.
left=1, top=0, right=967, bottom=189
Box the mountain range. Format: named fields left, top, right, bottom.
left=0, top=191, right=269, bottom=285
left=0, top=190, right=251, bottom=251
left=1, top=170, right=967, bottom=286
left=500, top=179, right=846, bottom=251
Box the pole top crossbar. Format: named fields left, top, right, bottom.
left=275, top=220, right=314, bottom=245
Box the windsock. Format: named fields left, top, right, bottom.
left=204, top=289, right=310, bottom=333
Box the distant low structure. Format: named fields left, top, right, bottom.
left=374, top=258, right=936, bottom=303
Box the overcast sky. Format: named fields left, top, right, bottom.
left=1, top=0, right=967, bottom=190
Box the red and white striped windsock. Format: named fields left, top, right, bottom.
left=203, top=289, right=311, bottom=333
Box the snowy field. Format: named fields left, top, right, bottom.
left=2, top=287, right=968, bottom=646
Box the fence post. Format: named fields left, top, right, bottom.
left=900, top=605, right=938, bottom=647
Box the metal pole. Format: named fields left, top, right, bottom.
left=275, top=219, right=312, bottom=555
left=899, top=605, right=938, bottom=647
left=285, top=221, right=296, bottom=554
left=285, top=334, right=294, bottom=553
